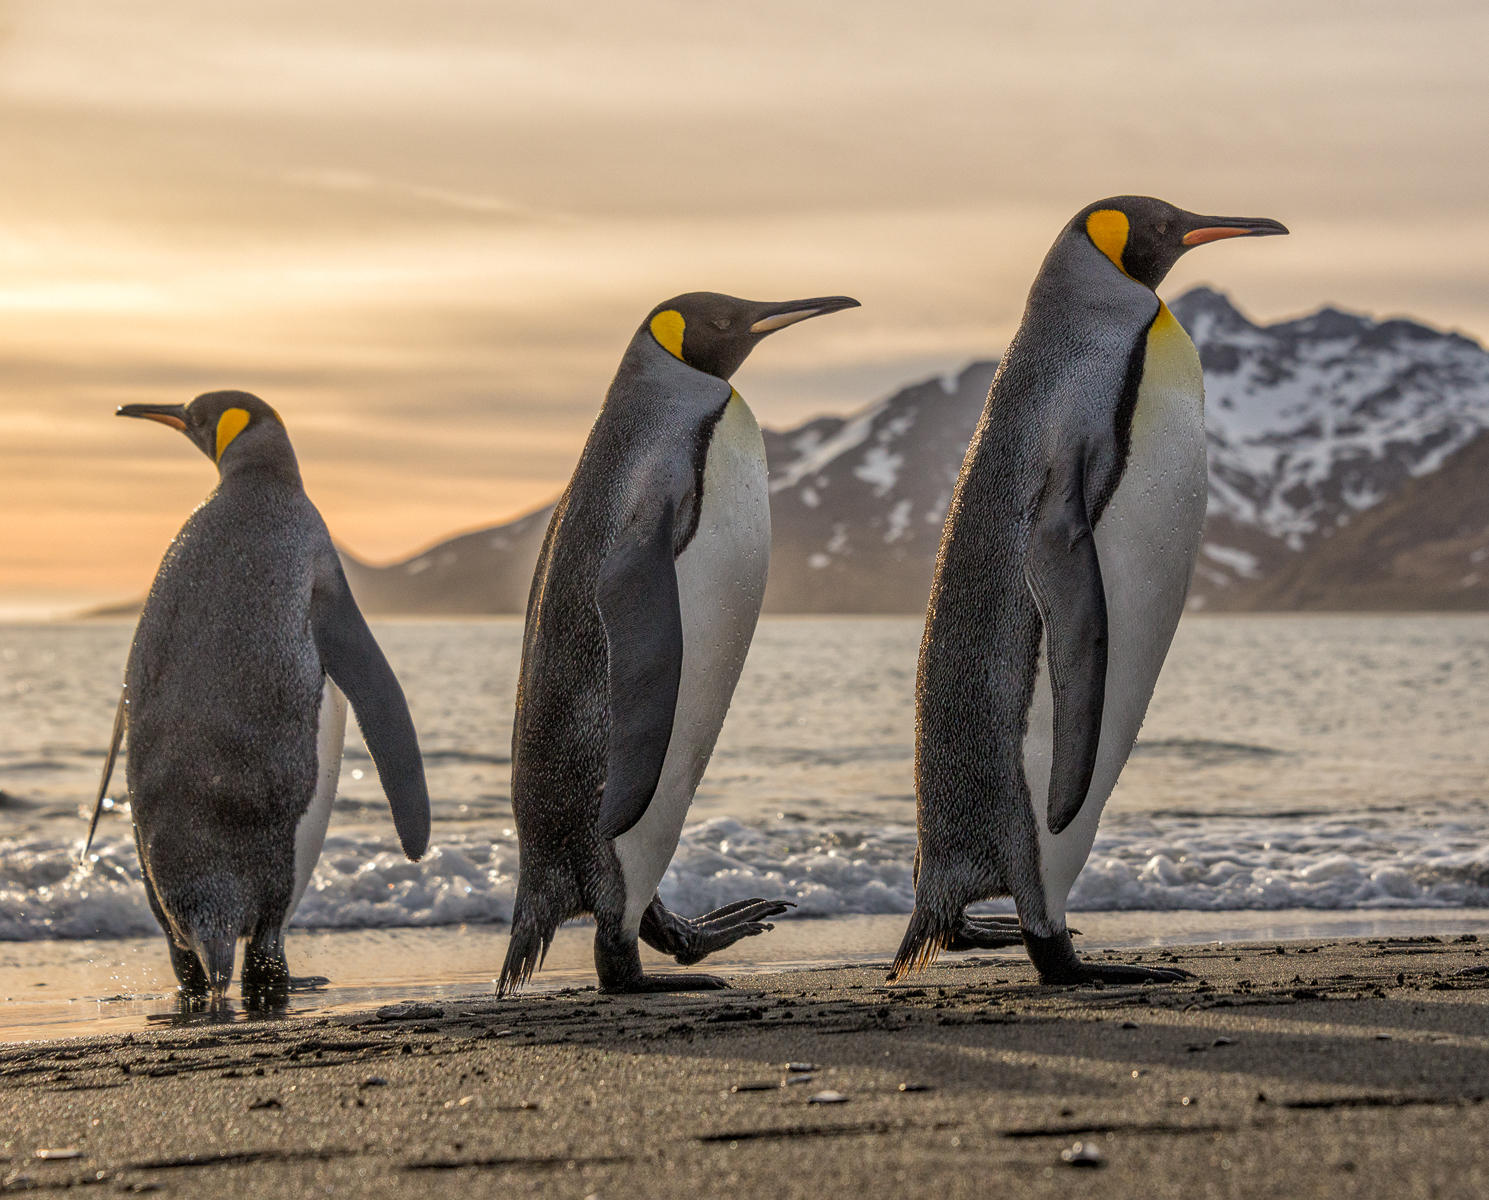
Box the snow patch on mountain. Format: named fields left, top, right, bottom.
left=770, top=405, right=883, bottom=492
left=1180, top=288, right=1489, bottom=570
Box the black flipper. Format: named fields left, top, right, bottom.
left=595, top=498, right=684, bottom=840
left=1025, top=455, right=1108, bottom=836
left=82, top=686, right=128, bottom=862
left=312, top=562, right=431, bottom=860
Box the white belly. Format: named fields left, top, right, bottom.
left=1024, top=307, right=1207, bottom=931
left=286, top=678, right=347, bottom=926
left=614, top=393, right=771, bottom=929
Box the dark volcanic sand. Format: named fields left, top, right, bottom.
left=3, top=937, right=1488, bottom=1198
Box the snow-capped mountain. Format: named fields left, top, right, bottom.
left=758, top=361, right=993, bottom=612
left=340, top=505, right=552, bottom=616
left=339, top=289, right=1489, bottom=615
left=1238, top=428, right=1489, bottom=611
left=1176, top=288, right=1489, bottom=604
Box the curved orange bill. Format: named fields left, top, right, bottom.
left=117, top=403, right=188, bottom=431
left=748, top=295, right=861, bottom=335
left=1182, top=216, right=1289, bottom=246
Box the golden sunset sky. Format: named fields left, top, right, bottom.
left=2, top=0, right=1487, bottom=614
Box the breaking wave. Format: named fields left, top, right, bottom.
left=4, top=810, right=1487, bottom=941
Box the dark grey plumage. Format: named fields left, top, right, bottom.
left=501, top=291, right=858, bottom=995
left=100, top=390, right=430, bottom=1007
left=895, top=197, right=1287, bottom=985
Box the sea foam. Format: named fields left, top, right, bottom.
left=3, top=810, right=1486, bottom=941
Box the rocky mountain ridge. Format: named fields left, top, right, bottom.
left=337, top=288, right=1489, bottom=614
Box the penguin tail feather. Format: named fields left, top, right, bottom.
left=887, top=907, right=953, bottom=984
left=498, top=906, right=556, bottom=998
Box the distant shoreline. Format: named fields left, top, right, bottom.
left=43, top=605, right=1489, bottom=623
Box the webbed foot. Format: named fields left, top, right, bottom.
left=597, top=919, right=736, bottom=993
left=166, top=938, right=211, bottom=1001
left=602, top=972, right=730, bottom=994
left=946, top=913, right=1025, bottom=951
left=241, top=931, right=290, bottom=1010
left=640, top=894, right=794, bottom=966
left=1025, top=929, right=1193, bottom=985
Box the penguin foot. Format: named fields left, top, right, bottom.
left=166, top=940, right=211, bottom=1000
left=241, top=935, right=291, bottom=1010
left=601, top=972, right=730, bottom=994
left=1042, top=961, right=1194, bottom=985
left=1023, top=928, right=1192, bottom=986
left=946, top=914, right=1025, bottom=951
left=946, top=914, right=1083, bottom=951
left=640, top=895, right=794, bottom=966
left=596, top=920, right=735, bottom=992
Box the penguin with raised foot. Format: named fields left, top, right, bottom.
left=500, top=290, right=859, bottom=995
left=892, top=197, right=1286, bottom=985
left=93, top=391, right=430, bottom=1007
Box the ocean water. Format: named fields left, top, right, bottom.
left=2, top=615, right=1488, bottom=1037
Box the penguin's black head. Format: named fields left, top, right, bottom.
left=117, top=390, right=297, bottom=476
left=643, top=291, right=860, bottom=380
left=1073, top=196, right=1288, bottom=290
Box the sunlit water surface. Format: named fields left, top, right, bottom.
left=3, top=615, right=1487, bottom=1040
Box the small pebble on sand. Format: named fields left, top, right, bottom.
left=1060, top=1142, right=1105, bottom=1168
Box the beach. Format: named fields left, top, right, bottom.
left=5, top=617, right=1489, bottom=1192
left=4, top=935, right=1488, bottom=1199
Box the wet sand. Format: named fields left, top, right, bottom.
left=3, top=936, right=1488, bottom=1198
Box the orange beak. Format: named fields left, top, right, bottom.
left=1180, top=216, right=1289, bottom=247
left=116, top=403, right=188, bottom=431
left=1183, top=226, right=1254, bottom=246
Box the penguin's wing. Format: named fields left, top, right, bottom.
left=311, top=561, right=431, bottom=860
left=81, top=686, right=128, bottom=862
left=1025, top=454, right=1108, bottom=836
left=595, top=495, right=684, bottom=840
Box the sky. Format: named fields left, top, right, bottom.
left=3, top=0, right=1488, bottom=614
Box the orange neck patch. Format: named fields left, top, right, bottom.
left=215, top=408, right=251, bottom=462
left=1085, top=209, right=1130, bottom=274
left=649, top=310, right=686, bottom=360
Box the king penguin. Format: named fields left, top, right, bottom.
left=892, top=197, right=1286, bottom=985
left=88, top=390, right=431, bottom=1007
left=500, top=290, right=859, bottom=994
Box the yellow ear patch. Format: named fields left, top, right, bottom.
left=215, top=407, right=251, bottom=461
left=1086, top=209, right=1131, bottom=274
left=649, top=310, right=686, bottom=360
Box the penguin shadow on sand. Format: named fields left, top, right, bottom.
left=86, top=391, right=432, bottom=1014
left=437, top=944, right=1489, bottom=1121
left=499, top=290, right=859, bottom=997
